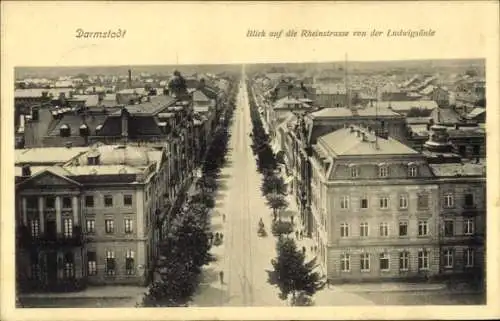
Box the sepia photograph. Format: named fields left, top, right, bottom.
left=1, top=1, right=499, bottom=320
left=12, top=59, right=487, bottom=308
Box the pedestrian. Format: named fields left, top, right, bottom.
left=291, top=215, right=294, bottom=224
left=222, top=214, right=226, bottom=223
left=215, top=232, right=220, bottom=240
left=314, top=245, right=318, bottom=252
left=220, top=233, right=224, bottom=242
left=219, top=270, right=224, bottom=285
left=300, top=231, right=303, bottom=240
left=295, top=230, right=299, bottom=239
left=302, top=246, right=306, bottom=254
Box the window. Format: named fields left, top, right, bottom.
left=444, top=249, right=454, bottom=268
left=418, top=220, right=429, bottom=236
left=340, top=196, right=349, bottom=209
left=418, top=250, right=429, bottom=270
left=360, top=253, right=370, bottom=272
left=87, top=251, right=97, bottom=275
left=464, top=194, right=474, bottom=207
left=464, top=219, right=474, bottom=235
left=379, top=253, right=390, bottom=271
left=340, top=253, right=350, bottom=272
left=30, top=219, right=40, bottom=238
left=85, top=195, right=94, bottom=208
left=104, top=195, right=113, bottom=207
left=399, top=221, right=408, bottom=237
left=360, top=197, right=368, bottom=209
left=86, top=219, right=95, bottom=234
left=379, top=222, right=389, bottom=237
left=30, top=251, right=40, bottom=280
left=63, top=218, right=73, bottom=237
left=465, top=249, right=474, bottom=267
left=62, top=197, right=72, bottom=209
left=340, top=223, right=349, bottom=238
left=106, top=251, right=116, bottom=276
left=350, top=167, right=359, bottom=178
left=105, top=219, right=114, bottom=234
left=417, top=194, right=429, bottom=209
left=379, top=166, right=388, bottom=178
left=63, top=252, right=74, bottom=278
left=124, top=195, right=133, bottom=206
left=444, top=220, right=454, bottom=237
left=46, top=196, right=55, bottom=209
left=399, top=251, right=409, bottom=271
left=444, top=193, right=454, bottom=208
left=399, top=195, right=408, bottom=209
left=124, top=219, right=134, bottom=234
left=126, top=250, right=135, bottom=275
left=408, top=166, right=418, bottom=177
left=379, top=197, right=389, bottom=209
left=360, top=222, right=369, bottom=237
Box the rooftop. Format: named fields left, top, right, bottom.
left=310, top=107, right=402, bottom=119
left=376, top=100, right=438, bottom=111
left=15, top=147, right=88, bottom=165
left=71, top=144, right=156, bottom=168
left=112, top=95, right=177, bottom=115
left=318, top=126, right=419, bottom=157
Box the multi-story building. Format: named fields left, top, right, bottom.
left=307, top=124, right=485, bottom=283
left=309, top=125, right=440, bottom=281
left=15, top=143, right=169, bottom=291
left=274, top=107, right=409, bottom=236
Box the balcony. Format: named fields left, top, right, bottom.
left=17, top=225, right=85, bottom=248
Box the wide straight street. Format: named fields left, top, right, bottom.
left=191, top=75, right=283, bottom=307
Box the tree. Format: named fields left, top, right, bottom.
left=268, top=237, right=325, bottom=306
left=261, top=173, right=286, bottom=196
left=271, top=220, right=294, bottom=237
left=143, top=204, right=212, bottom=306
left=190, top=191, right=215, bottom=209
left=266, top=193, right=288, bottom=221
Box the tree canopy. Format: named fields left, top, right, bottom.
left=268, top=237, right=325, bottom=305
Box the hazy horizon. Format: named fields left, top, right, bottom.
left=14, top=58, right=485, bottom=79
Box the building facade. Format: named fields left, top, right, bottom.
left=15, top=144, right=169, bottom=291
left=307, top=125, right=485, bottom=283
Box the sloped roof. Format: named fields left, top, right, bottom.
left=429, top=163, right=485, bottom=177
left=310, top=107, right=402, bottom=119
left=318, top=127, right=418, bottom=157
left=376, top=100, right=438, bottom=112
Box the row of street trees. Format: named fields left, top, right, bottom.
left=247, top=80, right=325, bottom=306
left=141, top=78, right=238, bottom=307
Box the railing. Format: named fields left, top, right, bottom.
left=18, top=225, right=85, bottom=247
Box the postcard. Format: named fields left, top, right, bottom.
left=1, top=1, right=499, bottom=320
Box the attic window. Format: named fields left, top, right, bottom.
left=408, top=163, right=418, bottom=177
left=60, top=124, right=71, bottom=137
left=378, top=164, right=389, bottom=178
left=87, top=154, right=101, bottom=165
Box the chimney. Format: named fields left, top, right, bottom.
left=362, top=132, right=368, bottom=141
left=21, top=165, right=31, bottom=177
left=121, top=107, right=129, bottom=139
left=455, top=123, right=460, bottom=130
left=356, top=130, right=360, bottom=137
left=128, top=69, right=132, bottom=88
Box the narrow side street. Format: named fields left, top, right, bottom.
left=191, top=75, right=283, bottom=307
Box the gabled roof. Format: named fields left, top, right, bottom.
left=16, top=167, right=82, bottom=188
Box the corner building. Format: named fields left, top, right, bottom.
left=16, top=143, right=168, bottom=291
left=310, top=125, right=435, bottom=282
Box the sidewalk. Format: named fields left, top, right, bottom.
left=19, top=285, right=147, bottom=300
